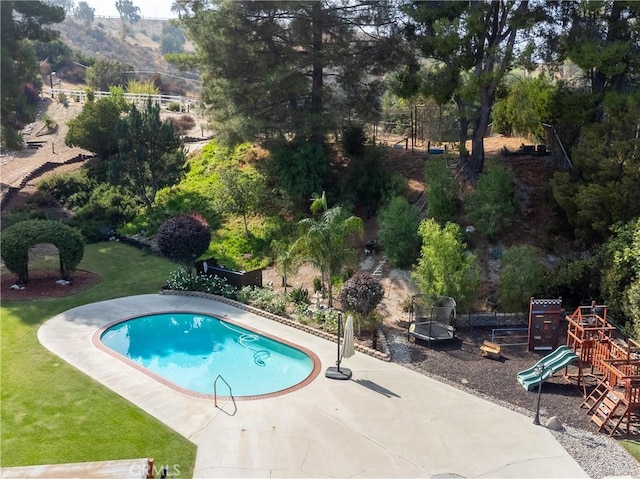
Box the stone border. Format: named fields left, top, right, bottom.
left=160, top=289, right=391, bottom=362
left=1, top=153, right=95, bottom=210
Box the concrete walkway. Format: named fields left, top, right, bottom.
left=36, top=294, right=588, bottom=478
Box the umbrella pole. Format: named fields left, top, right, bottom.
left=336, top=312, right=342, bottom=372
left=325, top=312, right=352, bottom=380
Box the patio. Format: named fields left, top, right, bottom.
left=35, top=293, right=588, bottom=478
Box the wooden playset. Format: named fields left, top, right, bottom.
left=564, top=303, right=640, bottom=436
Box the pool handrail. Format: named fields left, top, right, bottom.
left=214, top=374, right=237, bottom=415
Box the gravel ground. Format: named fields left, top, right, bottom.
left=383, top=325, right=640, bottom=478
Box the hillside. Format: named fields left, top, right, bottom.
left=52, top=16, right=200, bottom=96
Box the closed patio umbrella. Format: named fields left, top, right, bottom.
left=341, top=314, right=355, bottom=361
left=325, top=313, right=354, bottom=380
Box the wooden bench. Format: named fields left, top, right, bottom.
left=480, top=340, right=501, bottom=359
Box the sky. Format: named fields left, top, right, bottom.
left=83, top=0, right=177, bottom=20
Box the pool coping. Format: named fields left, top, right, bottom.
left=92, top=310, right=322, bottom=401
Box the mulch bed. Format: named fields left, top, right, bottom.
left=2, top=269, right=100, bottom=301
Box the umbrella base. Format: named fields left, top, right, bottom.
left=325, top=366, right=352, bottom=380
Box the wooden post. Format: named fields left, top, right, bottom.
left=146, top=459, right=154, bottom=479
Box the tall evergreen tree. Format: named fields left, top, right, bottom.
left=113, top=99, right=186, bottom=208
left=177, top=0, right=405, bottom=145
left=549, top=1, right=640, bottom=114
left=1, top=1, right=65, bottom=148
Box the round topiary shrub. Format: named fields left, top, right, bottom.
left=1, top=219, right=85, bottom=283
left=156, top=214, right=211, bottom=276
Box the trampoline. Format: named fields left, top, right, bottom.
left=408, top=295, right=456, bottom=344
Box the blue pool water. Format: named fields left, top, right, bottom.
left=99, top=312, right=316, bottom=397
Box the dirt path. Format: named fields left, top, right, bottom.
left=1, top=98, right=90, bottom=190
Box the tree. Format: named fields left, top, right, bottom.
left=161, top=22, right=186, bottom=55
left=65, top=97, right=121, bottom=159
left=115, top=0, right=141, bottom=24
left=492, top=74, right=555, bottom=140
left=74, top=1, right=94, bottom=25
left=377, top=196, right=421, bottom=268
left=177, top=0, right=404, bottom=145
left=85, top=59, right=134, bottom=91
left=217, top=168, right=267, bottom=237
left=402, top=1, right=548, bottom=178
left=112, top=99, right=186, bottom=208
left=171, top=1, right=189, bottom=19
left=156, top=214, right=211, bottom=281
left=625, top=281, right=640, bottom=341
left=549, top=1, right=640, bottom=119
left=338, top=272, right=384, bottom=348
left=600, top=218, right=640, bottom=322
left=46, top=0, right=75, bottom=14
left=290, top=206, right=364, bottom=308
left=271, top=140, right=330, bottom=208
left=464, top=164, right=516, bottom=240
left=551, top=93, right=640, bottom=243
left=271, top=239, right=300, bottom=295
left=412, top=219, right=480, bottom=313
left=1, top=1, right=65, bottom=148
left=33, top=39, right=72, bottom=69
left=498, top=245, right=546, bottom=312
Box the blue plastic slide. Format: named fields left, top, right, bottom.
left=516, top=345, right=579, bottom=391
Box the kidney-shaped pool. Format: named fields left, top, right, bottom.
left=95, top=312, right=321, bottom=399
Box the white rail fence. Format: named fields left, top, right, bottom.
left=45, top=88, right=196, bottom=113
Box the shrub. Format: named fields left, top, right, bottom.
left=68, top=217, right=115, bottom=243
left=37, top=170, right=95, bottom=208
left=412, top=219, right=480, bottom=313
left=316, top=309, right=340, bottom=333
left=57, top=92, right=68, bottom=107
left=167, top=101, right=181, bottom=112
left=271, top=140, right=330, bottom=208
left=168, top=114, right=196, bottom=135
left=165, top=269, right=237, bottom=299
left=236, top=286, right=287, bottom=315
left=543, top=253, right=601, bottom=306
left=377, top=196, right=421, bottom=268
left=156, top=214, right=211, bottom=276
left=425, top=158, right=457, bottom=224
left=464, top=164, right=516, bottom=240
left=74, top=183, right=139, bottom=226
left=498, top=245, right=546, bottom=312
left=341, top=123, right=367, bottom=157
left=341, top=145, right=394, bottom=215
left=123, top=187, right=222, bottom=238
left=289, top=287, right=309, bottom=305
left=312, top=277, right=322, bottom=292
left=624, top=281, right=640, bottom=340
left=338, top=272, right=385, bottom=347
left=26, top=190, right=57, bottom=207
left=1, top=219, right=84, bottom=283
left=339, top=272, right=384, bottom=316
left=1, top=207, right=50, bottom=230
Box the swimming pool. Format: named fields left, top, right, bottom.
left=96, top=312, right=320, bottom=399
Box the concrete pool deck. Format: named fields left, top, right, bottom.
left=36, top=294, right=588, bottom=478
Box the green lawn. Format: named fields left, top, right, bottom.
left=1, top=242, right=196, bottom=474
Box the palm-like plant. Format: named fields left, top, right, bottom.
left=290, top=205, right=364, bottom=307
left=271, top=239, right=300, bottom=294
